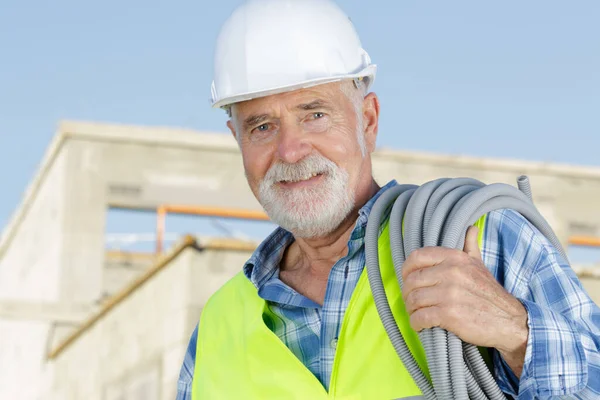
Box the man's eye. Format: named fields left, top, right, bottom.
left=256, top=124, right=269, bottom=132
left=313, top=112, right=325, bottom=119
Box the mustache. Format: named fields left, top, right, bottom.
left=263, top=154, right=337, bottom=184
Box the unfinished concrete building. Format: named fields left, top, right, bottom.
left=1, top=120, right=599, bottom=400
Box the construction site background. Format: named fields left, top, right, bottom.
left=1, top=121, right=600, bottom=400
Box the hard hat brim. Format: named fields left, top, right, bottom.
left=211, top=64, right=377, bottom=109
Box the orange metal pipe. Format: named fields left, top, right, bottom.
left=162, top=205, right=269, bottom=221
left=153, top=207, right=600, bottom=253
left=568, top=236, right=600, bottom=248
left=156, top=206, right=167, bottom=254
left=155, top=205, right=269, bottom=254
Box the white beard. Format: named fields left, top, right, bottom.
left=258, top=153, right=355, bottom=238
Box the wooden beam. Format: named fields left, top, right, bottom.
left=48, top=235, right=197, bottom=360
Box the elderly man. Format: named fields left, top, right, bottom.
left=177, top=0, right=600, bottom=399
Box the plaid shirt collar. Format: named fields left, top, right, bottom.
left=243, top=180, right=398, bottom=291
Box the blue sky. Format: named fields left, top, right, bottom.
left=1, top=1, right=599, bottom=256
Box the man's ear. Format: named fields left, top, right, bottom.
left=362, top=92, right=380, bottom=153
left=227, top=120, right=237, bottom=141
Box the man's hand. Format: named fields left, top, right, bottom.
left=401, top=226, right=529, bottom=377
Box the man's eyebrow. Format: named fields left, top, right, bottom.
left=243, top=114, right=269, bottom=128
left=295, top=100, right=331, bottom=111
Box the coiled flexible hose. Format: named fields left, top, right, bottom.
left=365, top=176, right=568, bottom=399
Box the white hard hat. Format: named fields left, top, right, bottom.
left=210, top=0, right=377, bottom=109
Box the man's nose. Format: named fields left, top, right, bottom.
left=276, top=122, right=311, bottom=164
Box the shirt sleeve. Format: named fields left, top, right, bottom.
left=483, top=209, right=600, bottom=399
left=176, top=324, right=198, bottom=400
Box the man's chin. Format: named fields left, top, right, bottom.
left=266, top=204, right=353, bottom=236
left=272, top=199, right=328, bottom=216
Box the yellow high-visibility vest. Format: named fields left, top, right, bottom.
left=192, top=217, right=487, bottom=399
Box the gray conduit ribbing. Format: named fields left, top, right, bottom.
left=365, top=176, right=568, bottom=399
left=517, top=175, right=533, bottom=202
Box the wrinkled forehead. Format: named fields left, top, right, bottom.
left=230, top=80, right=353, bottom=117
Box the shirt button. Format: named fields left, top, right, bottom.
left=330, top=338, right=338, bottom=349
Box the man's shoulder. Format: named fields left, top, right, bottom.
left=482, top=208, right=567, bottom=277
left=485, top=208, right=551, bottom=248
left=486, top=208, right=531, bottom=229
left=197, top=271, right=262, bottom=341
left=204, top=271, right=256, bottom=311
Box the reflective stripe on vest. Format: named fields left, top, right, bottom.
left=192, top=215, right=488, bottom=399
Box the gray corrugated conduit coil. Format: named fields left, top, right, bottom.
left=365, top=176, right=568, bottom=399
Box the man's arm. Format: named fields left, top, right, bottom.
left=176, top=324, right=198, bottom=400
left=485, top=209, right=600, bottom=399
left=401, top=208, right=600, bottom=399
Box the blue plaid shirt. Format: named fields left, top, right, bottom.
left=177, top=180, right=600, bottom=399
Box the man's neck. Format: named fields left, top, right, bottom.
left=282, top=179, right=380, bottom=278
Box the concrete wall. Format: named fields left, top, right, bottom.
left=0, top=143, right=67, bottom=301
left=48, top=244, right=252, bottom=400
left=103, top=252, right=157, bottom=302
left=58, top=139, right=107, bottom=305
left=0, top=147, right=68, bottom=400
left=55, top=128, right=259, bottom=302
left=579, top=277, right=600, bottom=306
left=0, top=123, right=260, bottom=400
